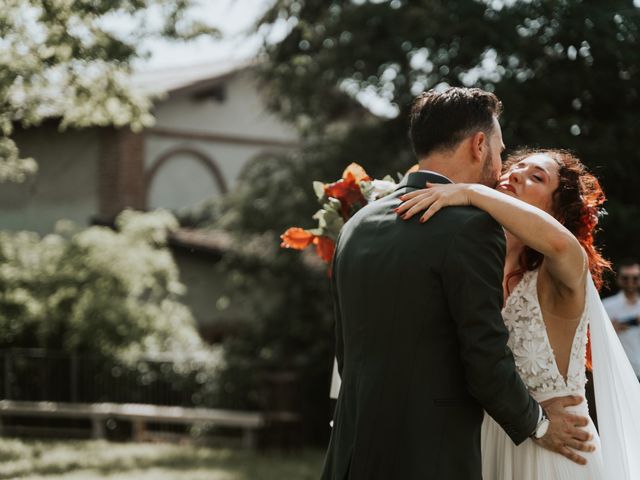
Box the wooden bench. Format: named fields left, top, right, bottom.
left=0, top=400, right=266, bottom=448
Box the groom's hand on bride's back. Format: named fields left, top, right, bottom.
left=535, top=395, right=596, bottom=465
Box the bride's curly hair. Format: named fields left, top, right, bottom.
left=504, top=148, right=611, bottom=290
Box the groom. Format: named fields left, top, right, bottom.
left=321, top=88, right=593, bottom=479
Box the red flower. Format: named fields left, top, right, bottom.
left=280, top=163, right=388, bottom=266
left=313, top=236, right=336, bottom=263
left=324, top=163, right=372, bottom=219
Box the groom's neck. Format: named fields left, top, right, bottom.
left=418, top=155, right=472, bottom=184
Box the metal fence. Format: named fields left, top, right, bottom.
left=0, top=348, right=306, bottom=445
left=0, top=348, right=210, bottom=407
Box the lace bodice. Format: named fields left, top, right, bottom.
left=502, top=269, right=589, bottom=396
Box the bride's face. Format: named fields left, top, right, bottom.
left=497, top=154, right=561, bottom=214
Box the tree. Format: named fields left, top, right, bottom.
left=201, top=154, right=335, bottom=442
left=256, top=0, right=640, bottom=262
left=0, top=2, right=224, bottom=410
left=0, top=0, right=218, bottom=182
left=201, top=0, right=640, bottom=442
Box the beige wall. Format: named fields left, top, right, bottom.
left=144, top=70, right=298, bottom=211
left=0, top=124, right=100, bottom=234
left=172, top=249, right=251, bottom=338
left=152, top=72, right=297, bottom=142
left=0, top=70, right=299, bottom=232
left=144, top=136, right=287, bottom=209
left=147, top=151, right=221, bottom=210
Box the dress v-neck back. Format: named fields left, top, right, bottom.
left=501, top=269, right=589, bottom=398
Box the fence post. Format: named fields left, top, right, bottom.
left=4, top=351, right=11, bottom=400
left=91, top=417, right=105, bottom=439
left=70, top=353, right=79, bottom=403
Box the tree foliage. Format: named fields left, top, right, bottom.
left=0, top=0, right=218, bottom=182
left=199, top=155, right=335, bottom=441
left=256, top=0, right=640, bottom=261
left=203, top=0, right=640, bottom=440
left=167, top=0, right=640, bottom=440
left=0, top=209, right=224, bottom=407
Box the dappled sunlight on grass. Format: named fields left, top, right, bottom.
left=0, top=438, right=324, bottom=480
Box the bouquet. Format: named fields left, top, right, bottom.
left=280, top=163, right=398, bottom=263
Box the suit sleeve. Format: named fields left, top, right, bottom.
left=441, top=211, right=539, bottom=445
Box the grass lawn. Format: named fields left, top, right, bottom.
left=0, top=438, right=325, bottom=480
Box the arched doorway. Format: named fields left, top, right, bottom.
left=145, top=147, right=228, bottom=210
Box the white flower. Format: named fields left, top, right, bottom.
left=516, top=340, right=548, bottom=375
left=361, top=179, right=397, bottom=201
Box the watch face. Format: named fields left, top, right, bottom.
left=536, top=419, right=550, bottom=439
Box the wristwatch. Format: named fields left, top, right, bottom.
left=531, top=407, right=550, bottom=439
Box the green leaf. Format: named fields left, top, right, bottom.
left=313, top=181, right=325, bottom=200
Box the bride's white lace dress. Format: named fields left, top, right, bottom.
left=481, top=268, right=605, bottom=479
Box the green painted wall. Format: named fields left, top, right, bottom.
left=0, top=123, right=100, bottom=234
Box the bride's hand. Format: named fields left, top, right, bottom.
left=395, top=183, right=474, bottom=223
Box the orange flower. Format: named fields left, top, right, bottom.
left=406, top=163, right=420, bottom=174
left=280, top=164, right=387, bottom=266
left=324, top=163, right=372, bottom=218
left=280, top=227, right=315, bottom=250
left=313, top=236, right=336, bottom=263
left=342, top=163, right=370, bottom=183
left=280, top=229, right=335, bottom=264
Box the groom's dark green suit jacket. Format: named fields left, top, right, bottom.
left=321, top=171, right=540, bottom=480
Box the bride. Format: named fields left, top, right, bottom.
left=395, top=148, right=640, bottom=478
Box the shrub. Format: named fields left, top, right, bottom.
left=0, top=210, right=222, bottom=407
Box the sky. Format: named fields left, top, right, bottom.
left=137, top=0, right=273, bottom=71
left=136, top=0, right=640, bottom=116
left=132, top=0, right=398, bottom=118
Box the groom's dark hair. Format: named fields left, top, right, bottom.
left=409, top=87, right=502, bottom=158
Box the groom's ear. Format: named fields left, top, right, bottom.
left=469, top=131, right=487, bottom=164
